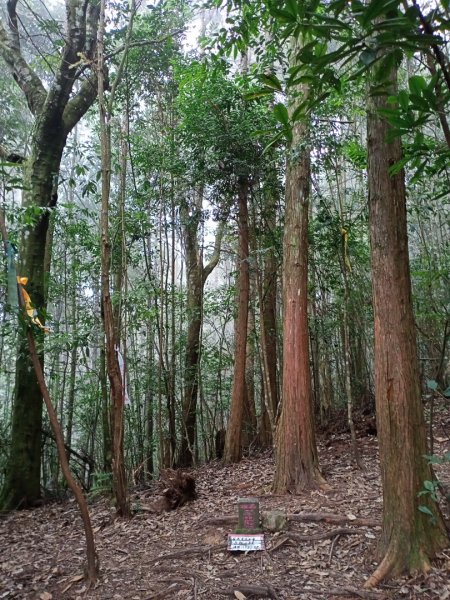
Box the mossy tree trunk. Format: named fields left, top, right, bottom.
left=0, top=0, right=100, bottom=510
left=177, top=194, right=225, bottom=467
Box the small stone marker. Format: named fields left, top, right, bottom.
left=237, top=497, right=262, bottom=533
left=228, top=497, right=264, bottom=552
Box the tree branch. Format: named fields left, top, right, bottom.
left=203, top=219, right=227, bottom=282
left=0, top=12, right=46, bottom=115
left=105, top=30, right=184, bottom=61
left=63, top=72, right=98, bottom=135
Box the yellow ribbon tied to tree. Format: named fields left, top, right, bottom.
left=17, top=276, right=50, bottom=333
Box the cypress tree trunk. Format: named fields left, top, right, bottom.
left=273, top=114, right=325, bottom=492
left=224, top=176, right=250, bottom=464
left=273, top=44, right=326, bottom=491
left=365, top=56, right=448, bottom=587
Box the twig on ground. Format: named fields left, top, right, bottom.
left=328, top=533, right=341, bottom=564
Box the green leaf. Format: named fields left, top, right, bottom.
left=259, top=73, right=283, bottom=92
left=285, top=0, right=299, bottom=18
left=263, top=131, right=284, bottom=154
left=361, top=0, right=400, bottom=26
left=269, top=7, right=297, bottom=22
left=408, top=75, right=427, bottom=96
left=423, top=480, right=436, bottom=492
left=398, top=90, right=409, bottom=111
left=273, top=103, right=289, bottom=127
left=418, top=505, right=434, bottom=517
left=244, top=89, right=275, bottom=101
left=389, top=156, right=408, bottom=175
left=426, top=379, right=438, bottom=391
left=443, top=387, right=450, bottom=398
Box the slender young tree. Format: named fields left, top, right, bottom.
left=97, top=0, right=136, bottom=518
left=365, top=50, right=448, bottom=586
left=0, top=0, right=100, bottom=510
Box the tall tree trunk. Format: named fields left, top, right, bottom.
left=258, top=181, right=279, bottom=445
left=364, top=56, right=448, bottom=587
left=97, top=0, right=135, bottom=518
left=273, top=52, right=326, bottom=491
left=0, top=0, right=99, bottom=510
left=224, top=176, right=250, bottom=464
left=178, top=194, right=225, bottom=467
left=243, top=297, right=257, bottom=448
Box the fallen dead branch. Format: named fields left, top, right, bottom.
left=219, top=583, right=280, bottom=598
left=286, top=527, right=366, bottom=542
left=203, top=512, right=379, bottom=528
left=288, top=512, right=379, bottom=527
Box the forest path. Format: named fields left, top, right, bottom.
left=1, top=428, right=449, bottom=599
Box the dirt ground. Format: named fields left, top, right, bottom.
left=1, top=428, right=449, bottom=600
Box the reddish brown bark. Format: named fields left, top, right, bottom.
left=224, top=176, right=250, bottom=463
left=258, top=183, right=279, bottom=446
left=365, top=63, right=448, bottom=586
left=273, top=106, right=326, bottom=493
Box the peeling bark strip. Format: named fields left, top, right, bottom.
left=0, top=0, right=100, bottom=511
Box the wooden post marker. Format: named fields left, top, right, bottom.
left=228, top=497, right=265, bottom=551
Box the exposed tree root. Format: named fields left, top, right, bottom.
left=286, top=527, right=366, bottom=542
left=364, top=547, right=432, bottom=589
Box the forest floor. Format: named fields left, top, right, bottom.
left=1, top=415, right=450, bottom=600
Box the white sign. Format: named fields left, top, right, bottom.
left=227, top=533, right=265, bottom=552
